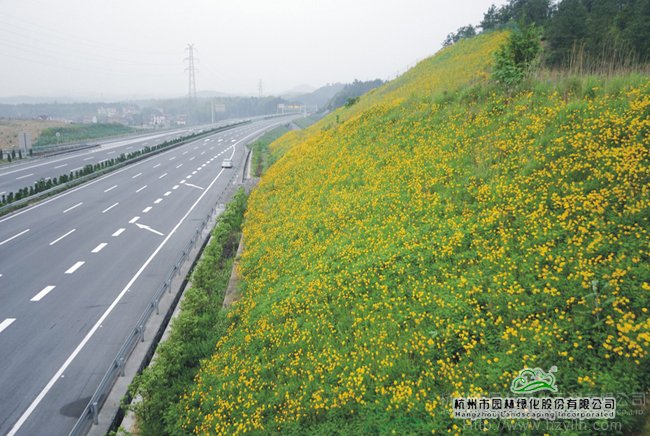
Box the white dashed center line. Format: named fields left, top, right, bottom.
left=16, top=173, right=34, bottom=180
left=159, top=173, right=167, bottom=179
left=154, top=198, right=163, bottom=204
left=153, top=164, right=161, bottom=169
left=183, top=151, right=188, bottom=155
left=129, top=216, right=140, bottom=224
left=0, top=318, right=16, bottom=333
left=103, top=203, right=119, bottom=214
left=112, top=228, right=125, bottom=237
left=104, top=185, right=117, bottom=193
left=176, top=164, right=183, bottom=168
left=164, top=191, right=171, bottom=196
left=0, top=229, right=30, bottom=246
left=172, top=185, right=179, bottom=190
left=84, top=157, right=94, bottom=161
left=31, top=286, right=56, bottom=302
left=189, top=157, right=195, bottom=161
left=132, top=173, right=142, bottom=178
left=142, top=207, right=152, bottom=213
left=91, top=243, right=107, bottom=253
left=49, top=229, right=75, bottom=245
left=107, top=151, right=115, bottom=155
left=170, top=157, right=176, bottom=161
left=136, top=185, right=147, bottom=193
left=63, top=202, right=82, bottom=213
left=65, top=261, right=85, bottom=274
left=54, top=164, right=67, bottom=169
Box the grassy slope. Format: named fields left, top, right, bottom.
left=177, top=31, right=650, bottom=435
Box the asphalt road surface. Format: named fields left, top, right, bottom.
left=0, top=116, right=294, bottom=436
left=0, top=121, right=239, bottom=197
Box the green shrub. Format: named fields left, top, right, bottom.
left=493, top=25, right=541, bottom=86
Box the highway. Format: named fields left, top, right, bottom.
left=0, top=116, right=293, bottom=435
left=0, top=121, right=236, bottom=197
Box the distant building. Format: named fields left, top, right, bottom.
left=83, top=115, right=97, bottom=124
left=174, top=114, right=187, bottom=125
left=97, top=107, right=107, bottom=115
left=36, top=115, right=51, bottom=121
left=107, top=108, right=118, bottom=116
left=151, top=114, right=166, bottom=126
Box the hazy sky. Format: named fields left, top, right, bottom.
left=0, top=0, right=507, bottom=100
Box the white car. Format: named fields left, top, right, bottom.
left=222, top=158, right=233, bottom=168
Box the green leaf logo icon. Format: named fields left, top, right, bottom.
left=510, top=366, right=558, bottom=393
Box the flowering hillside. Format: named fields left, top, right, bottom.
left=178, top=32, right=650, bottom=435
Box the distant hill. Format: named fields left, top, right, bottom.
left=287, top=83, right=345, bottom=108
left=279, top=84, right=316, bottom=99
left=321, top=78, right=384, bottom=112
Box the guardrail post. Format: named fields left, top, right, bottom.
left=92, top=401, right=99, bottom=425
left=154, top=299, right=159, bottom=315
left=118, top=357, right=125, bottom=377
left=137, top=325, right=144, bottom=342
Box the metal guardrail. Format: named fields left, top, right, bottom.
left=0, top=121, right=249, bottom=216
left=68, top=123, right=252, bottom=436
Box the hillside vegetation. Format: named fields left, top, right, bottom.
left=168, top=31, right=650, bottom=435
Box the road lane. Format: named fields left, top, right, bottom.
left=0, top=116, right=295, bottom=435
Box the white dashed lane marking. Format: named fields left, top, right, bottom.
left=63, top=203, right=82, bottom=213
left=164, top=191, right=171, bottom=196
left=112, top=228, right=125, bottom=237
left=154, top=198, right=163, bottom=204
left=142, top=207, right=152, bottom=213
left=103, top=203, right=118, bottom=213
left=104, top=185, right=117, bottom=193
left=65, top=261, right=85, bottom=274
left=136, top=185, right=147, bottom=193
left=31, top=285, right=56, bottom=301
left=132, top=173, right=142, bottom=178
left=0, top=318, right=16, bottom=333
left=0, top=229, right=30, bottom=246
left=91, top=243, right=107, bottom=253
left=49, top=229, right=75, bottom=246
left=129, top=216, right=140, bottom=224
